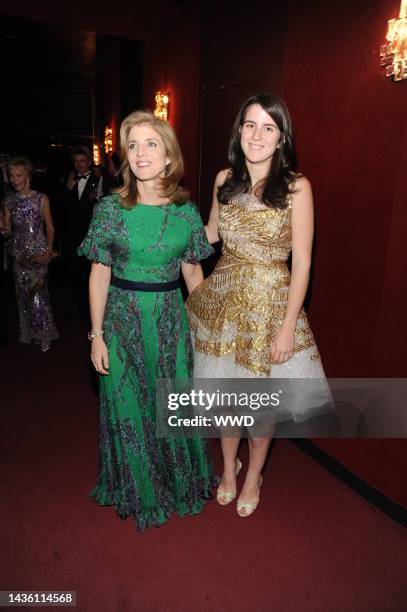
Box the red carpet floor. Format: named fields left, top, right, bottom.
left=1, top=283, right=407, bottom=611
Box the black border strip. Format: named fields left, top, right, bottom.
left=290, top=439, right=407, bottom=529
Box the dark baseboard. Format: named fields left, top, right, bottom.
left=290, top=439, right=407, bottom=529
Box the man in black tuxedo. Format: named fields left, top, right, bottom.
left=62, top=145, right=102, bottom=317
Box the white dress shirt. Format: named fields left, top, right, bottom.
left=77, top=173, right=103, bottom=200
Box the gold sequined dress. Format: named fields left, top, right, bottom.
left=187, top=191, right=330, bottom=422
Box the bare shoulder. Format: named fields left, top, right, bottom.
left=291, top=176, right=313, bottom=224
left=293, top=174, right=312, bottom=194
left=38, top=193, right=50, bottom=211
left=292, top=175, right=312, bottom=205
left=215, top=168, right=230, bottom=187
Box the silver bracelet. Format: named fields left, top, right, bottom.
left=88, top=329, right=104, bottom=341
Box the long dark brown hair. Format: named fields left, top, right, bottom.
left=218, top=93, right=298, bottom=209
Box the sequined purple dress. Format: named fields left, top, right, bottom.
left=6, top=191, right=58, bottom=348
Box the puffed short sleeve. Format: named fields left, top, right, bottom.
left=182, top=202, right=214, bottom=263
left=77, top=197, right=114, bottom=265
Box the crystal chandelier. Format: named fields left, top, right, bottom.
left=380, top=0, right=407, bottom=81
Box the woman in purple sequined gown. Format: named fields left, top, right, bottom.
left=2, top=157, right=58, bottom=351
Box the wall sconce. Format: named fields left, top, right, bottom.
left=380, top=0, right=407, bottom=81
left=104, top=126, right=113, bottom=154
left=154, top=91, right=170, bottom=122
left=93, top=143, right=101, bottom=165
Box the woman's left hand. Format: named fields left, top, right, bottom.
left=270, top=325, right=295, bottom=364
left=31, top=251, right=54, bottom=264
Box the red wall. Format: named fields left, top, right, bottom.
left=282, top=0, right=407, bottom=378
left=143, top=0, right=407, bottom=506
left=143, top=22, right=201, bottom=199
left=0, top=0, right=192, bottom=42
left=198, top=3, right=288, bottom=218
left=282, top=0, right=407, bottom=505
left=97, top=36, right=122, bottom=153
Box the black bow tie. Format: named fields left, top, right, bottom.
left=77, top=174, right=90, bottom=180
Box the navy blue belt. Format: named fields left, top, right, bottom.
left=111, top=275, right=180, bottom=292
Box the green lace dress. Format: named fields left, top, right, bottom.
left=78, top=193, right=217, bottom=530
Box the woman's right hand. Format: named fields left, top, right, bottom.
left=91, top=337, right=109, bottom=375
left=0, top=213, right=10, bottom=236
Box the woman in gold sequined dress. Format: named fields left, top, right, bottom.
left=187, top=93, right=329, bottom=517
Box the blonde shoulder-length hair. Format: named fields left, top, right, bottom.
left=117, top=109, right=189, bottom=208
left=9, top=156, right=34, bottom=180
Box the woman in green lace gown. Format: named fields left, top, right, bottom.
left=78, top=110, right=217, bottom=530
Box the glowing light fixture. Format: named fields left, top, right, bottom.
left=104, top=126, right=113, bottom=154
left=93, top=143, right=101, bottom=165
left=154, top=91, right=170, bottom=122
left=380, top=0, right=407, bottom=81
